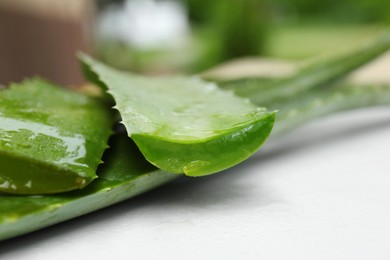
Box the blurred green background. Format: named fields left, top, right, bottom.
left=96, top=0, right=389, bottom=74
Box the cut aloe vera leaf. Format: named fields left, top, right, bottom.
left=0, top=133, right=177, bottom=241
left=0, top=79, right=113, bottom=195
left=80, top=54, right=275, bottom=177
left=1, top=83, right=389, bottom=241
left=220, top=30, right=390, bottom=107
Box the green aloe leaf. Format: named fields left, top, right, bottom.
left=2, top=29, right=390, bottom=239
left=0, top=133, right=177, bottom=240
left=218, top=30, right=390, bottom=107
left=80, top=54, right=275, bottom=176
left=1, top=82, right=389, bottom=241
left=271, top=84, right=390, bottom=135
left=0, top=79, right=113, bottom=195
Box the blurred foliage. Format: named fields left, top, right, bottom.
left=96, top=0, right=389, bottom=74
left=265, top=24, right=383, bottom=59
left=268, top=0, right=390, bottom=24
left=185, top=0, right=268, bottom=71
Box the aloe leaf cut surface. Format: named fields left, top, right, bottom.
left=0, top=79, right=113, bottom=195
left=80, top=54, right=275, bottom=176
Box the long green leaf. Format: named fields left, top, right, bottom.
left=272, top=84, right=390, bottom=135
left=219, top=30, right=390, bottom=107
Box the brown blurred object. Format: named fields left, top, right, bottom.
left=0, top=0, right=95, bottom=86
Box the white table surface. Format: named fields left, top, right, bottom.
left=1, top=107, right=389, bottom=260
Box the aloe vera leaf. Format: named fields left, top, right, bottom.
left=80, top=54, right=275, bottom=177
left=272, top=84, right=390, bottom=136
left=218, top=77, right=278, bottom=100
left=0, top=79, right=113, bottom=195
left=0, top=133, right=177, bottom=241
left=1, top=83, right=389, bottom=241
left=224, top=78, right=390, bottom=135
left=221, top=30, right=390, bottom=107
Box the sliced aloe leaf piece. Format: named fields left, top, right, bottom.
left=80, top=54, right=275, bottom=176
left=0, top=133, right=177, bottom=241
left=0, top=79, right=113, bottom=195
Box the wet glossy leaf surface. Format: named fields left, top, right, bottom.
left=80, top=55, right=275, bottom=176
left=0, top=134, right=177, bottom=241
left=0, top=79, right=113, bottom=194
